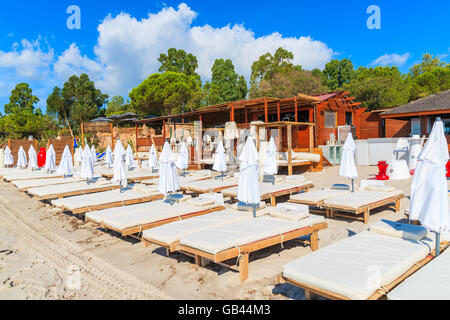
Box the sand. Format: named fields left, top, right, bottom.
left=0, top=165, right=416, bottom=300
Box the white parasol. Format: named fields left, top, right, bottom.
left=44, top=144, right=56, bottom=172
left=17, top=146, right=27, bottom=169
left=112, top=140, right=128, bottom=190
left=4, top=146, right=13, bottom=167
left=158, top=142, right=180, bottom=196
left=80, top=144, right=94, bottom=181
left=28, top=145, right=38, bottom=170
left=339, top=133, right=358, bottom=191
left=56, top=145, right=74, bottom=177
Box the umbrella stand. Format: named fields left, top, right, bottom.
left=436, top=232, right=441, bottom=257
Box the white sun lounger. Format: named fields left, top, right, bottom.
left=321, top=190, right=405, bottom=224
left=280, top=222, right=435, bottom=300
left=12, top=175, right=101, bottom=191
left=178, top=214, right=326, bottom=282
left=289, top=189, right=351, bottom=207
left=28, top=179, right=121, bottom=200
left=142, top=209, right=256, bottom=252
left=85, top=197, right=226, bottom=237
left=2, top=170, right=63, bottom=181
left=141, top=174, right=210, bottom=186
left=388, top=247, right=450, bottom=300
left=100, top=168, right=158, bottom=182
left=221, top=180, right=314, bottom=206
left=51, top=187, right=164, bottom=215
left=180, top=177, right=239, bottom=194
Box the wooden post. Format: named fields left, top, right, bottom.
left=245, top=106, right=248, bottom=123
left=264, top=98, right=268, bottom=123
left=135, top=123, right=142, bottom=168
left=309, top=125, right=314, bottom=153
left=81, top=123, right=85, bottom=149
left=287, top=124, right=293, bottom=176
left=295, top=98, right=298, bottom=122
left=230, top=104, right=235, bottom=122
left=162, top=119, right=166, bottom=142
left=310, top=232, right=319, bottom=252
left=110, top=122, right=114, bottom=150
left=256, top=125, right=260, bottom=152
left=239, top=253, right=249, bottom=283
left=277, top=102, right=281, bottom=122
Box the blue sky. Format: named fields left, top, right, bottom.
left=0, top=0, right=449, bottom=113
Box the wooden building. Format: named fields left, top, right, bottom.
left=135, top=91, right=364, bottom=150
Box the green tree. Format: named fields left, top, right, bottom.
left=250, top=47, right=294, bottom=88
left=345, top=66, right=411, bottom=111
left=322, top=59, right=355, bottom=91
left=129, top=72, right=202, bottom=116
left=409, top=54, right=450, bottom=101
left=61, top=74, right=109, bottom=127
left=204, top=59, right=248, bottom=105
left=158, top=48, right=200, bottom=80
left=4, top=83, right=39, bottom=114
left=257, top=69, right=329, bottom=98
left=0, top=83, right=58, bottom=139
left=47, top=86, right=74, bottom=137
left=105, top=95, right=134, bottom=117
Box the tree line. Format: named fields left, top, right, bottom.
left=1, top=48, right=448, bottom=141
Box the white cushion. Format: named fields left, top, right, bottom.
left=369, top=220, right=428, bottom=241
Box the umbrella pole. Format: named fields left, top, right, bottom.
left=351, top=179, right=354, bottom=193
left=436, top=232, right=441, bottom=257
left=253, top=204, right=256, bottom=219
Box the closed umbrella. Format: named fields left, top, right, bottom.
left=17, top=146, right=27, bottom=169
left=176, top=142, right=189, bottom=176
left=126, top=144, right=134, bottom=169
left=4, top=146, right=13, bottom=167
left=112, top=140, right=128, bottom=191
left=158, top=142, right=180, bottom=197
left=213, top=140, right=227, bottom=180
left=56, top=145, right=74, bottom=177
left=410, top=118, right=449, bottom=256
left=105, top=145, right=113, bottom=168
left=28, top=145, right=38, bottom=171
left=263, top=137, right=278, bottom=184
left=80, top=145, right=94, bottom=182
left=74, top=147, right=82, bottom=168
left=148, top=144, right=158, bottom=173
left=91, top=145, right=97, bottom=164
left=237, top=137, right=261, bottom=218
left=44, top=144, right=56, bottom=172
left=339, top=133, right=358, bottom=192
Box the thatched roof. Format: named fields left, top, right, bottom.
left=381, top=89, right=450, bottom=117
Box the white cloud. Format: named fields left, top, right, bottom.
left=0, top=38, right=54, bottom=80
left=0, top=3, right=335, bottom=109
left=91, top=3, right=334, bottom=96
left=370, top=53, right=411, bottom=67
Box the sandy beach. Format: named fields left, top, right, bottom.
left=0, top=165, right=414, bottom=300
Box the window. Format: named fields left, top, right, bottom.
left=345, top=112, right=353, bottom=126
left=297, top=110, right=309, bottom=123
left=324, top=111, right=337, bottom=128
left=411, top=118, right=421, bottom=136
left=443, top=119, right=450, bottom=135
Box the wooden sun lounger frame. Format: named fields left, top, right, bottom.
left=321, top=193, right=405, bottom=224
left=278, top=242, right=449, bottom=300
left=101, top=172, right=158, bottom=183
left=88, top=205, right=226, bottom=237
left=180, top=180, right=238, bottom=195
left=4, top=174, right=64, bottom=182
left=30, top=184, right=122, bottom=200
left=55, top=193, right=165, bottom=215
left=164, top=222, right=327, bottom=282
left=222, top=183, right=314, bottom=207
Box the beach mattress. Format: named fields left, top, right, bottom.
left=323, top=190, right=402, bottom=209
left=13, top=175, right=101, bottom=190
left=51, top=188, right=160, bottom=210
left=142, top=209, right=253, bottom=245
left=180, top=215, right=324, bottom=254
left=388, top=249, right=450, bottom=300
left=221, top=180, right=313, bottom=198
left=282, top=230, right=434, bottom=300
left=89, top=199, right=218, bottom=231
left=2, top=171, right=62, bottom=181
left=181, top=178, right=238, bottom=192
left=28, top=180, right=119, bottom=197
left=290, top=189, right=351, bottom=205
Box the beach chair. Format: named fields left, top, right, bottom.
left=2, top=170, right=63, bottom=181
left=180, top=177, right=239, bottom=195
left=27, top=178, right=121, bottom=200
left=85, top=195, right=226, bottom=238
left=12, top=175, right=101, bottom=192
left=173, top=206, right=326, bottom=282
left=388, top=245, right=450, bottom=300
left=279, top=220, right=436, bottom=300
left=50, top=185, right=164, bottom=215
left=321, top=190, right=404, bottom=224
left=289, top=189, right=351, bottom=208
left=100, top=168, right=159, bottom=183
left=221, top=178, right=314, bottom=206
left=142, top=209, right=258, bottom=254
